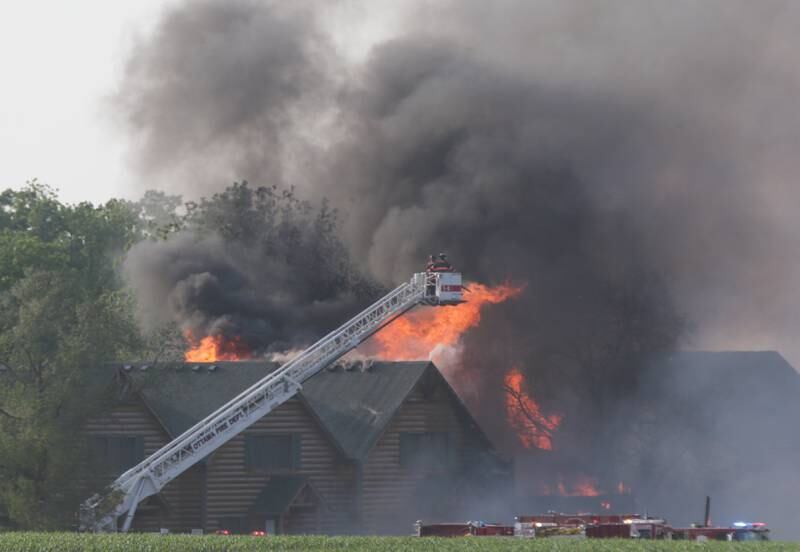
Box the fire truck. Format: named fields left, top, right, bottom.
left=515, top=512, right=769, bottom=541
left=416, top=513, right=652, bottom=539
left=584, top=517, right=672, bottom=540
left=414, top=521, right=514, bottom=537
left=514, top=513, right=644, bottom=538
left=670, top=522, right=770, bottom=542
left=415, top=497, right=771, bottom=539
left=669, top=496, right=770, bottom=542
left=512, top=513, right=673, bottom=539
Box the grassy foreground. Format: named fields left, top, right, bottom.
left=0, top=534, right=796, bottom=552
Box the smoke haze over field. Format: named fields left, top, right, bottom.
left=116, top=0, right=800, bottom=538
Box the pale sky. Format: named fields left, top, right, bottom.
left=0, top=0, right=177, bottom=204
left=0, top=0, right=402, bottom=205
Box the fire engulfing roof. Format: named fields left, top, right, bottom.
left=112, top=360, right=472, bottom=461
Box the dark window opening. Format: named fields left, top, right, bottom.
left=399, top=432, right=450, bottom=472
left=245, top=434, right=300, bottom=471
left=91, top=435, right=144, bottom=475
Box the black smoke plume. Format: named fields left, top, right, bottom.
left=117, top=0, right=800, bottom=538
left=124, top=184, right=378, bottom=353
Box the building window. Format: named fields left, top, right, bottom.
left=245, top=434, right=301, bottom=471
left=399, top=432, right=450, bottom=472
left=91, top=435, right=144, bottom=474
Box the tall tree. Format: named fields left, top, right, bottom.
left=0, top=183, right=144, bottom=528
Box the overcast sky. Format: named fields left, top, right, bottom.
left=0, top=1, right=171, bottom=203
left=0, top=0, right=403, bottom=205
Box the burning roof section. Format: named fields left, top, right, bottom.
left=112, top=360, right=490, bottom=461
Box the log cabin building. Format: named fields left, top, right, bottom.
left=84, top=360, right=506, bottom=535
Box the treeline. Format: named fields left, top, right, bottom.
left=0, top=181, right=363, bottom=529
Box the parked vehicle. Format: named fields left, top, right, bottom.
left=414, top=520, right=514, bottom=537
left=514, top=513, right=670, bottom=539
left=585, top=518, right=671, bottom=540
left=671, top=522, right=769, bottom=542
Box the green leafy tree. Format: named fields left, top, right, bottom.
left=124, top=189, right=184, bottom=241
left=0, top=182, right=144, bottom=528
left=184, top=182, right=379, bottom=305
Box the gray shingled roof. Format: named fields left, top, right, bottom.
left=120, top=360, right=434, bottom=461
left=650, top=350, right=796, bottom=377
left=645, top=350, right=800, bottom=419
left=303, top=361, right=431, bottom=460
left=132, top=361, right=278, bottom=439
left=646, top=351, right=800, bottom=395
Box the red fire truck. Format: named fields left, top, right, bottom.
left=584, top=518, right=672, bottom=540
left=670, top=522, right=770, bottom=542
left=517, top=513, right=641, bottom=526
left=669, top=497, right=770, bottom=541
left=416, top=497, right=770, bottom=540
left=515, top=513, right=672, bottom=539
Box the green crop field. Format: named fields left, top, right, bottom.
left=0, top=534, right=795, bottom=552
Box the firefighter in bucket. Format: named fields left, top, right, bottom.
left=425, top=253, right=455, bottom=300
left=426, top=253, right=454, bottom=273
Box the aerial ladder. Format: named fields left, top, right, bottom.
left=80, top=266, right=464, bottom=532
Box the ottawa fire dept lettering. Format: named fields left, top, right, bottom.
left=192, top=431, right=216, bottom=450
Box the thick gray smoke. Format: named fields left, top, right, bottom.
left=117, top=0, right=800, bottom=362
left=116, top=0, right=800, bottom=538
left=116, top=0, right=335, bottom=196
left=124, top=185, right=378, bottom=353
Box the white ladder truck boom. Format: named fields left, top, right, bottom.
left=81, top=265, right=464, bottom=532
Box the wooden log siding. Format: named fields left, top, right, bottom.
left=83, top=402, right=202, bottom=533
left=205, top=397, right=356, bottom=535
left=361, top=381, right=469, bottom=535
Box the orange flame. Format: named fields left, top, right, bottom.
left=504, top=367, right=562, bottom=450
left=369, top=282, right=524, bottom=359
left=184, top=331, right=251, bottom=362
left=572, top=476, right=601, bottom=497
left=540, top=475, right=601, bottom=497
